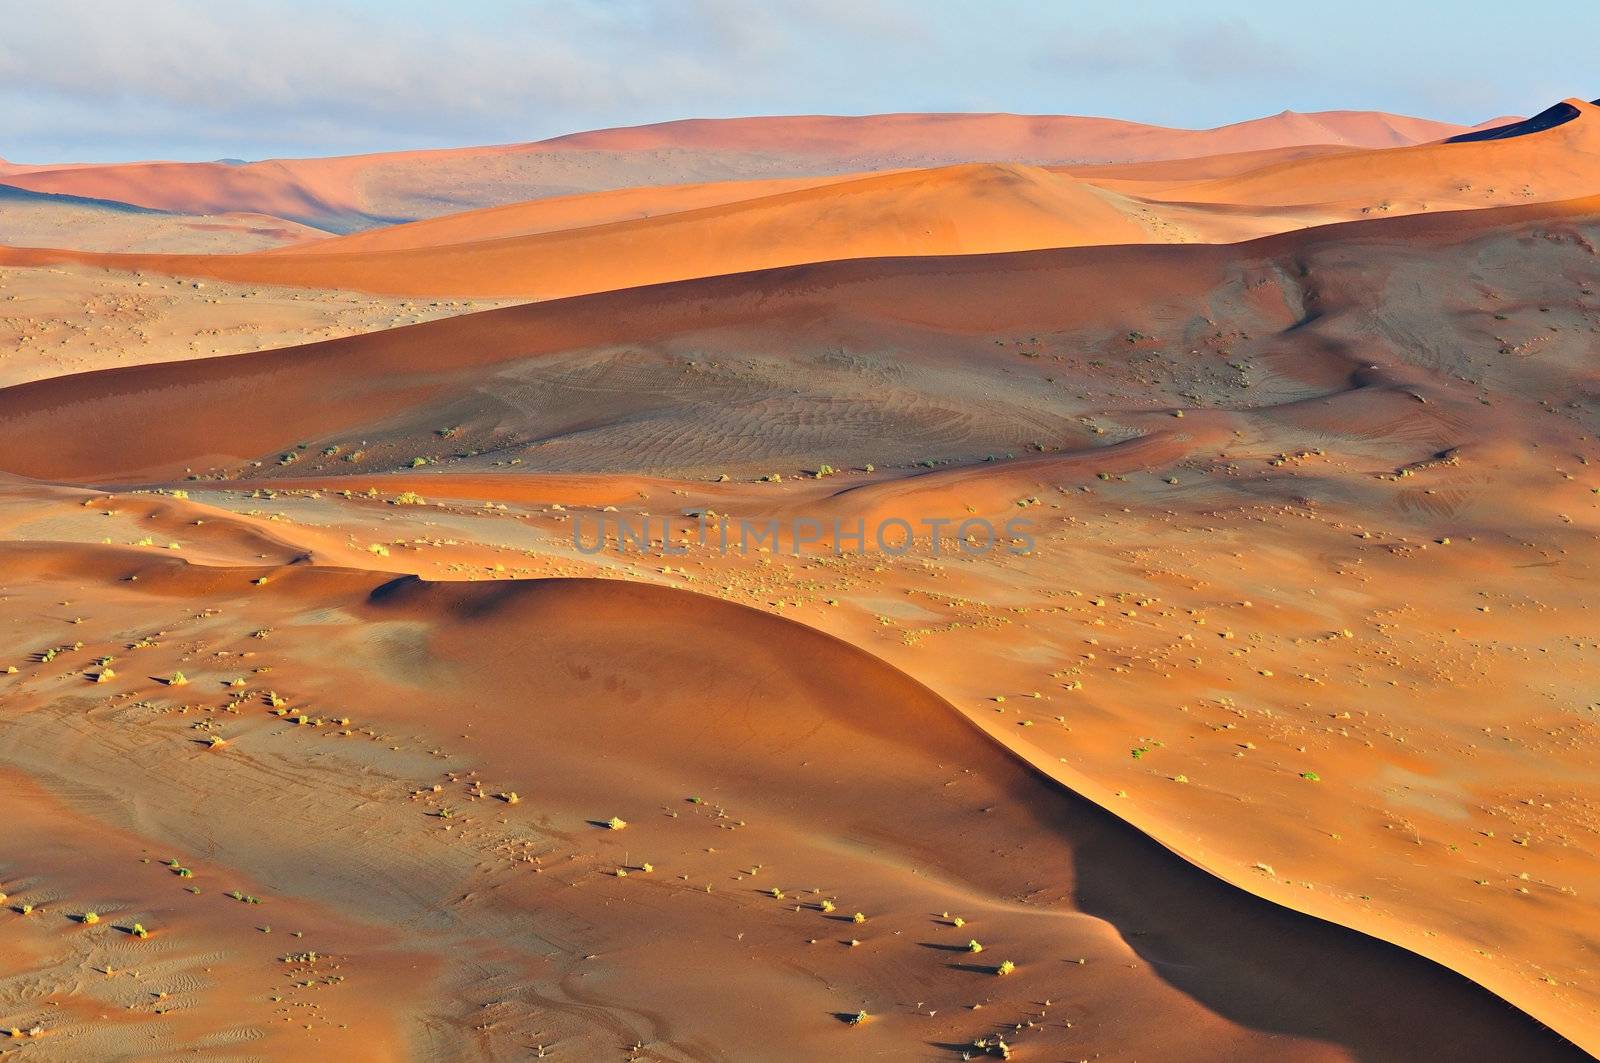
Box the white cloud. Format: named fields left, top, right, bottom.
left=0, top=0, right=1591, bottom=161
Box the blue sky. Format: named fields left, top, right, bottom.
left=1, top=0, right=1595, bottom=162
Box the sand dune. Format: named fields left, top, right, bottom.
left=5, top=189, right=1600, bottom=1057
left=543, top=108, right=1482, bottom=159
left=0, top=104, right=1589, bottom=303
left=259, top=172, right=873, bottom=254
left=1449, top=97, right=1599, bottom=142
left=6, top=95, right=1600, bottom=1063
left=0, top=159, right=383, bottom=232
left=0, top=164, right=1164, bottom=299
left=1, top=193, right=1595, bottom=483
left=0, top=182, right=327, bottom=253
left=1132, top=98, right=1600, bottom=215
left=0, top=108, right=1488, bottom=239
left=0, top=261, right=506, bottom=388
left=0, top=228, right=1247, bottom=481
left=0, top=534, right=1582, bottom=1060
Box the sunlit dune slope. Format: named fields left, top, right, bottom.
left=0, top=164, right=1159, bottom=299
left=260, top=172, right=873, bottom=254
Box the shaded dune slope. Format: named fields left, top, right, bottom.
left=1448, top=101, right=1585, bottom=142
left=0, top=241, right=1241, bottom=482
left=1, top=194, right=1597, bottom=486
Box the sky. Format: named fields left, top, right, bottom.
left=1, top=0, right=1596, bottom=163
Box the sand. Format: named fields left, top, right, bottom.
left=0, top=104, right=1592, bottom=306
left=0, top=263, right=508, bottom=387
left=0, top=106, right=1496, bottom=241
left=1, top=100, right=1597, bottom=1061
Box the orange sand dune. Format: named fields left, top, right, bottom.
left=543, top=109, right=1484, bottom=160
left=0, top=537, right=1584, bottom=1060
left=2, top=102, right=1588, bottom=301
left=0, top=236, right=1250, bottom=482
left=0, top=190, right=1593, bottom=483
left=5, top=179, right=1600, bottom=1058
left=0, top=191, right=329, bottom=253
left=260, top=172, right=876, bottom=255
left=0, top=108, right=1486, bottom=235
left=0, top=159, right=382, bottom=231
left=0, top=164, right=1161, bottom=299
left=1132, top=98, right=1600, bottom=214
left=1061, top=143, right=1360, bottom=182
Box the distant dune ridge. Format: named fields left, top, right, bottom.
left=0, top=105, right=1509, bottom=239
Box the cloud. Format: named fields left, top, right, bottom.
left=0, top=0, right=1592, bottom=161
left=1033, top=16, right=1295, bottom=85
left=0, top=0, right=944, bottom=158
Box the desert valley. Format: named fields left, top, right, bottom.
left=2, top=91, right=1600, bottom=1062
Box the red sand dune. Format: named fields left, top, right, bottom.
left=258, top=172, right=874, bottom=254
left=0, top=108, right=1491, bottom=232
left=1124, top=98, right=1600, bottom=211
left=0, top=538, right=1583, bottom=1059
left=1, top=159, right=371, bottom=230
left=0, top=164, right=1162, bottom=298
left=541, top=109, right=1484, bottom=159
left=0, top=190, right=1593, bottom=486
left=0, top=105, right=1586, bottom=301
left=7, top=100, right=1600, bottom=1063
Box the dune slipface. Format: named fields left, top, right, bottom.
left=1, top=95, right=1598, bottom=1063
